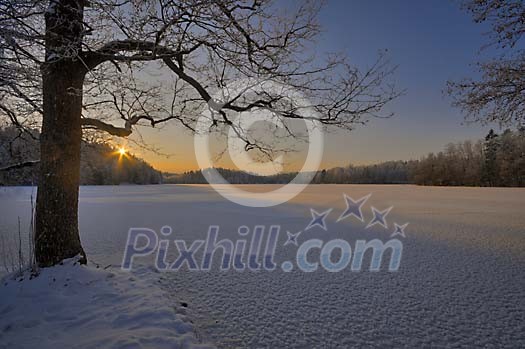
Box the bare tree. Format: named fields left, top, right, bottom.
left=448, top=0, right=525, bottom=126
left=0, top=0, right=399, bottom=267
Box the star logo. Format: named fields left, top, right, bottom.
left=366, top=206, right=393, bottom=229
left=337, top=193, right=371, bottom=223
left=284, top=231, right=301, bottom=246
left=391, top=223, right=408, bottom=238
left=305, top=208, right=332, bottom=231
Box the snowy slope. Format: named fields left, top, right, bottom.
left=0, top=257, right=212, bottom=349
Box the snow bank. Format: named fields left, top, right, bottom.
left=0, top=258, right=213, bottom=349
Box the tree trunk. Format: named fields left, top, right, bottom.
left=35, top=0, right=87, bottom=267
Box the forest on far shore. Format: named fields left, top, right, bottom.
left=0, top=127, right=162, bottom=186
left=166, top=128, right=525, bottom=187
left=2, top=127, right=524, bottom=187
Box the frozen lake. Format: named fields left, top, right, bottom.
left=1, top=184, right=524, bottom=347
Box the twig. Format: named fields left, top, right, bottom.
left=0, top=160, right=40, bottom=172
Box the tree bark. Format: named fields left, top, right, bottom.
left=35, top=0, right=87, bottom=267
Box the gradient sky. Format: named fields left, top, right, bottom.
left=129, top=0, right=503, bottom=173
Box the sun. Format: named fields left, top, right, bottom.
left=115, top=147, right=128, bottom=160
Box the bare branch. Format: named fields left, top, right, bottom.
left=449, top=1, right=525, bottom=126
left=2, top=0, right=399, bottom=155
left=0, top=159, right=39, bottom=172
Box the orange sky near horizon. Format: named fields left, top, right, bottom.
left=121, top=114, right=491, bottom=174
left=110, top=1, right=503, bottom=175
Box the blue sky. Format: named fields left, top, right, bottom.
left=316, top=0, right=501, bottom=167
left=137, top=0, right=506, bottom=172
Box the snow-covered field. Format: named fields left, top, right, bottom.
left=1, top=184, right=524, bottom=348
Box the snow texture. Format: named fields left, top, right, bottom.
left=0, top=257, right=212, bottom=349
left=1, top=184, right=524, bottom=348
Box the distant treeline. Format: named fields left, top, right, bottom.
left=164, top=167, right=298, bottom=184
left=0, top=127, right=162, bottom=185
left=412, top=129, right=525, bottom=186
left=164, top=162, right=412, bottom=185
left=166, top=128, right=525, bottom=187
left=3, top=126, right=524, bottom=187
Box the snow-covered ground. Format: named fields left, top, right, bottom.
left=1, top=184, right=524, bottom=348
left=0, top=257, right=211, bottom=349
